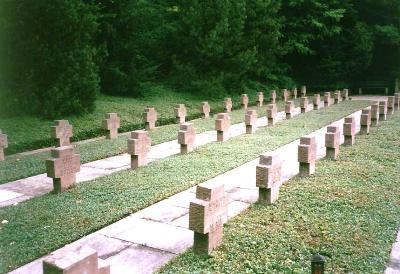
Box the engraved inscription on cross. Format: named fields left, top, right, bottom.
left=0, top=130, right=8, bottom=161
left=223, top=98, right=232, bottom=113
left=51, top=120, right=73, bottom=147
left=103, top=113, right=120, bottom=139
left=127, top=130, right=151, bottom=169
left=174, top=104, right=187, bottom=124
left=256, top=153, right=282, bottom=204
left=178, top=123, right=196, bottom=154
left=46, top=146, right=80, bottom=192
left=200, top=102, right=210, bottom=119
left=189, top=183, right=228, bottom=255
left=143, top=107, right=157, bottom=130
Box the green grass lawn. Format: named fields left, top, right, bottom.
left=0, top=98, right=294, bottom=184
left=159, top=109, right=400, bottom=274
left=0, top=88, right=267, bottom=155
left=0, top=101, right=370, bottom=273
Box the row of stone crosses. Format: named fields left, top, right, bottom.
left=37, top=92, right=400, bottom=274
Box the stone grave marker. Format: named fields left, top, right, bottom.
left=324, top=92, right=331, bottom=107
left=256, top=152, right=282, bottom=204
left=127, top=130, right=151, bottom=169
left=215, top=113, right=230, bottom=141
left=174, top=104, right=187, bottom=124
left=360, top=108, right=371, bottom=135
left=189, top=183, right=228, bottom=255
left=270, top=90, right=277, bottom=104
left=342, top=89, right=349, bottom=100
left=143, top=107, right=157, bottom=130
left=178, top=123, right=196, bottom=154
left=394, top=93, right=400, bottom=110
left=103, top=113, right=120, bottom=139
left=0, top=130, right=8, bottom=161
left=379, top=101, right=387, bottom=121
left=334, top=90, right=342, bottom=104
left=223, top=98, right=232, bottom=113
left=325, top=126, right=340, bottom=160
left=300, top=97, right=309, bottom=113
left=371, top=102, right=379, bottom=126
left=51, top=120, right=73, bottom=147
left=241, top=94, right=249, bottom=109
left=293, top=87, right=298, bottom=99
left=358, top=88, right=363, bottom=95
left=256, top=92, right=264, bottom=107
left=43, top=246, right=110, bottom=274
left=313, top=94, right=321, bottom=110
left=245, top=109, right=258, bottom=134
left=343, top=117, right=356, bottom=146
left=282, top=89, right=289, bottom=102
left=200, top=102, right=211, bottom=119
left=298, top=135, right=317, bottom=177
left=266, top=104, right=277, bottom=126
left=46, top=146, right=80, bottom=192
left=285, top=101, right=295, bottom=119
left=387, top=96, right=395, bottom=116
left=301, top=86, right=307, bottom=97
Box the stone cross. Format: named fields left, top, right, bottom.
left=387, top=96, right=395, bottom=116
left=174, top=104, right=187, bottom=124
left=223, top=98, right=232, bottom=113
left=178, top=123, right=196, bottom=154
left=46, top=146, right=80, bottom=193
left=343, top=117, right=356, bottom=146
left=103, top=113, right=120, bottom=139
left=256, top=153, right=282, bottom=204
left=143, top=107, right=157, bottom=130
left=293, top=87, right=298, bottom=99
left=379, top=101, right=387, bottom=121
left=325, top=126, right=340, bottom=160
left=282, top=89, right=289, bottom=102
left=324, top=92, right=331, bottom=107
left=300, top=97, right=309, bottom=113
left=360, top=108, right=371, bottom=135
left=215, top=113, right=230, bottom=141
left=245, top=109, right=257, bottom=134
left=127, top=130, right=151, bottom=169
left=51, top=120, right=73, bottom=147
left=270, top=90, right=277, bottom=104
left=370, top=102, right=379, bottom=126
left=285, top=101, right=295, bottom=119
left=342, top=89, right=349, bottom=100
left=298, top=135, right=317, bottom=177
left=313, top=94, right=321, bottom=110
left=189, top=183, right=228, bottom=255
left=200, top=102, right=211, bottom=119
left=334, top=90, right=342, bottom=104
left=256, top=92, right=264, bottom=107
left=43, top=246, right=110, bottom=274
left=266, top=104, right=277, bottom=126
left=301, top=86, right=307, bottom=97
left=394, top=93, right=400, bottom=110
left=241, top=94, right=249, bottom=109
left=358, top=88, right=363, bottom=95
left=0, top=130, right=8, bottom=161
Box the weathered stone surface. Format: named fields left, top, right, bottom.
left=215, top=113, right=230, bottom=141
left=43, top=246, right=109, bottom=274
left=174, top=104, right=187, bottom=124
left=0, top=130, right=8, bottom=161
left=200, top=102, right=211, bottom=119
left=51, top=120, right=73, bottom=147
left=270, top=90, right=277, bottom=103
left=189, top=183, right=228, bottom=255
left=143, top=108, right=157, bottom=130
left=256, top=153, right=282, bottom=204
left=313, top=94, right=321, bottom=110
left=223, top=98, right=232, bottom=113
left=371, top=102, right=380, bottom=126
left=256, top=92, right=264, bottom=107
left=301, top=86, right=307, bottom=97
left=324, top=92, right=331, bottom=107
left=241, top=94, right=249, bottom=109
left=245, top=109, right=257, bottom=134
left=342, top=89, right=349, bottom=100
left=387, top=96, right=395, bottom=116
left=300, top=97, right=309, bottom=113
left=285, top=101, right=295, bottom=119
left=298, top=135, right=317, bottom=177
left=103, top=113, right=120, bottom=139
left=178, top=123, right=196, bottom=154
left=292, top=87, right=298, bottom=99
left=343, top=117, right=356, bottom=146
left=360, top=108, right=371, bottom=135
left=379, top=101, right=387, bottom=121
left=334, top=90, right=342, bottom=104
left=46, top=146, right=80, bottom=192
left=127, top=130, right=151, bottom=168
left=266, top=104, right=277, bottom=126
left=325, top=126, right=340, bottom=160
left=282, top=89, right=289, bottom=102
left=394, top=93, right=400, bottom=110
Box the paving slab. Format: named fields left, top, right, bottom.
left=385, top=229, right=400, bottom=274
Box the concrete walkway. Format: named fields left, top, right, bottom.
left=9, top=105, right=366, bottom=274
left=0, top=106, right=308, bottom=208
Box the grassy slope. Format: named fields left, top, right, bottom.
left=0, top=101, right=370, bottom=273
left=0, top=99, right=293, bottom=184
left=159, top=109, right=400, bottom=274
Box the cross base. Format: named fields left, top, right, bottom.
left=344, top=135, right=355, bottom=146
left=299, top=162, right=315, bottom=177
left=145, top=121, right=156, bottom=131
left=217, top=131, right=229, bottom=142
left=53, top=175, right=76, bottom=193
left=326, top=147, right=339, bottom=160
left=246, top=125, right=255, bottom=134
left=360, top=125, right=370, bottom=135
left=131, top=155, right=148, bottom=169
left=180, top=144, right=194, bottom=154
left=268, top=118, right=276, bottom=126
left=286, top=113, right=292, bottom=119
left=258, top=187, right=279, bottom=205
left=193, top=223, right=223, bottom=255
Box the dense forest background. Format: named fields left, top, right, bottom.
left=0, top=0, right=399, bottom=118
